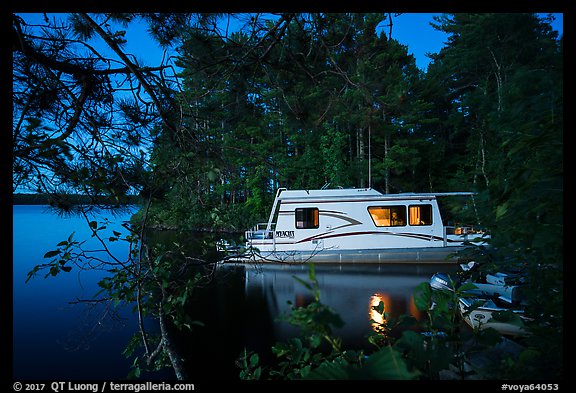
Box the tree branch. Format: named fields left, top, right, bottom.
left=78, top=13, right=180, bottom=136
left=13, top=16, right=168, bottom=77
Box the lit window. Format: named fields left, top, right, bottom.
left=295, top=208, right=319, bottom=229
left=409, top=205, right=433, bottom=226
left=368, top=206, right=406, bottom=227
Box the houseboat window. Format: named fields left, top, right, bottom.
left=409, top=205, right=433, bottom=226
left=368, top=206, right=406, bottom=227
left=295, top=208, right=319, bottom=229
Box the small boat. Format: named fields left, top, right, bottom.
left=226, top=187, right=489, bottom=264
left=429, top=269, right=531, bottom=336
left=458, top=296, right=531, bottom=337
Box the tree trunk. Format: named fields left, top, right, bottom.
left=158, top=304, right=188, bottom=380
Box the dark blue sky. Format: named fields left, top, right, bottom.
left=383, top=13, right=448, bottom=70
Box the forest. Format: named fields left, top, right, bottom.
left=138, top=13, right=563, bottom=237
left=13, top=13, right=562, bottom=380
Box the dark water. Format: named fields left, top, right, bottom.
left=12, top=205, right=457, bottom=381
left=175, top=262, right=458, bottom=380
left=12, top=205, right=170, bottom=380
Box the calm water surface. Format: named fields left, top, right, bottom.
left=13, top=205, right=457, bottom=380
left=12, top=205, right=165, bottom=380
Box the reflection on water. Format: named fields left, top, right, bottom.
left=173, top=261, right=458, bottom=380
left=13, top=207, right=459, bottom=381
left=224, top=262, right=457, bottom=349
left=370, top=293, right=388, bottom=330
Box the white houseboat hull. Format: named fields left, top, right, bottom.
left=232, top=246, right=470, bottom=264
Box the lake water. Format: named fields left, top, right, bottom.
left=11, top=205, right=168, bottom=380
left=12, top=205, right=457, bottom=380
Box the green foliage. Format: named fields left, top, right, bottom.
left=237, top=349, right=263, bottom=380
left=26, top=232, right=82, bottom=283
left=320, top=124, right=352, bottom=188
left=123, top=334, right=171, bottom=379
left=426, top=13, right=562, bottom=379
left=17, top=12, right=562, bottom=380
left=305, top=346, right=418, bottom=380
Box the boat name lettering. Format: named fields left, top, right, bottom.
left=276, top=230, right=295, bottom=239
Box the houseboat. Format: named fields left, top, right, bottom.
left=226, top=187, right=489, bottom=264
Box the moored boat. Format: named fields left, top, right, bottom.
left=458, top=296, right=531, bottom=337
left=429, top=267, right=531, bottom=337
left=226, top=187, right=489, bottom=264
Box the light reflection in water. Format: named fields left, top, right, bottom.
left=369, top=293, right=423, bottom=333
left=240, top=262, right=457, bottom=347
left=369, top=293, right=390, bottom=331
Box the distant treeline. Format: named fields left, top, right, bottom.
left=13, top=193, right=140, bottom=206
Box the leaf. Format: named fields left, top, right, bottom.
left=372, top=300, right=385, bottom=315
left=292, top=275, right=313, bottom=291
left=305, top=335, right=321, bottom=350
left=311, top=307, right=345, bottom=329
left=207, top=168, right=220, bottom=181
left=413, top=282, right=432, bottom=311
left=304, top=358, right=350, bottom=380
left=25, top=266, right=40, bottom=284
left=395, top=330, right=452, bottom=376
left=307, top=263, right=316, bottom=281
left=305, top=347, right=417, bottom=380
left=43, top=250, right=60, bottom=259
left=249, top=353, right=260, bottom=367
left=495, top=203, right=508, bottom=220
left=361, top=346, right=419, bottom=379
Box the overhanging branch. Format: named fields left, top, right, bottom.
left=78, top=13, right=180, bottom=137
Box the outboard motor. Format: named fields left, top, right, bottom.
left=429, top=272, right=459, bottom=291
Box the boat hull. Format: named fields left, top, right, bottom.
left=458, top=297, right=530, bottom=337
left=226, top=245, right=469, bottom=264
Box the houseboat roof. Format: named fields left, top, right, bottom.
left=277, top=188, right=475, bottom=202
